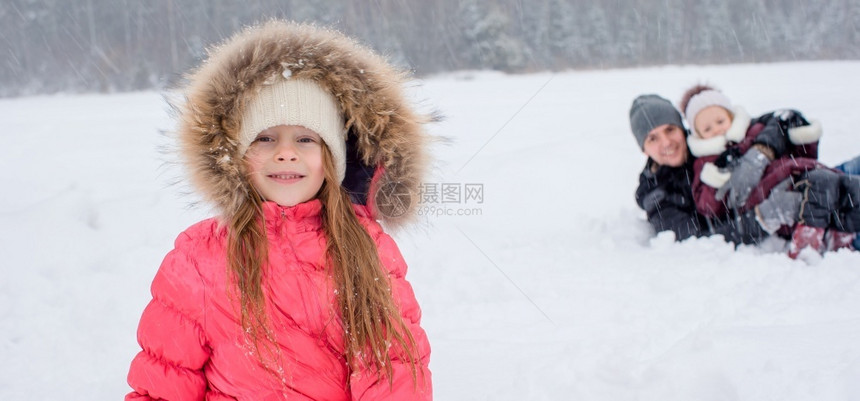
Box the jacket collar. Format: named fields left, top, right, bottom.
left=259, top=199, right=374, bottom=234
left=261, top=199, right=323, bottom=221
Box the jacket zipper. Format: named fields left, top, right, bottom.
left=280, top=207, right=287, bottom=238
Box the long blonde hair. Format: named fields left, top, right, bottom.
left=227, top=141, right=420, bottom=385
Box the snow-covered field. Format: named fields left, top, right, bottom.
left=2, top=61, right=860, bottom=400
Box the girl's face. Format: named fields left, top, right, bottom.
left=694, top=106, right=733, bottom=139
left=643, top=123, right=687, bottom=167
left=244, top=125, right=325, bottom=207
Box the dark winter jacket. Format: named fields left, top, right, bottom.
left=689, top=107, right=823, bottom=217
left=636, top=156, right=766, bottom=245
left=797, top=168, right=860, bottom=232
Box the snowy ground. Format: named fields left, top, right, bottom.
left=2, top=61, right=860, bottom=400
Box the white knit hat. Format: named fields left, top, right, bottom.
left=684, top=89, right=733, bottom=137
left=239, top=77, right=347, bottom=183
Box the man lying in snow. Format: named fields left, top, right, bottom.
left=630, top=94, right=766, bottom=245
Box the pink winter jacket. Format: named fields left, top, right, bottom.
left=126, top=200, right=432, bottom=400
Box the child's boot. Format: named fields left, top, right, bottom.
left=824, top=230, right=856, bottom=252
left=787, top=224, right=826, bottom=259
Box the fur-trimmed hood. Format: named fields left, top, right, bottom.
left=176, top=20, right=431, bottom=228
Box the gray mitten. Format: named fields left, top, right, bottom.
left=641, top=188, right=666, bottom=213
left=755, top=180, right=801, bottom=234
left=715, top=147, right=770, bottom=208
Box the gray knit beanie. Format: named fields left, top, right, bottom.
left=629, top=94, right=684, bottom=149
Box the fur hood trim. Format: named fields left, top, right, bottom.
left=687, top=134, right=727, bottom=158
left=687, top=106, right=750, bottom=157
left=788, top=119, right=822, bottom=145
left=176, top=21, right=431, bottom=228
left=724, top=106, right=750, bottom=143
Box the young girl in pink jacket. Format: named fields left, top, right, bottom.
left=125, top=21, right=432, bottom=400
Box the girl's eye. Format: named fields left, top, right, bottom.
left=298, top=137, right=317, bottom=143
left=255, top=136, right=274, bottom=143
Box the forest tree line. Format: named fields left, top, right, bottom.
left=3, top=0, right=859, bottom=97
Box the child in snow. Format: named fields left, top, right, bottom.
left=126, top=21, right=432, bottom=400
left=680, top=84, right=858, bottom=258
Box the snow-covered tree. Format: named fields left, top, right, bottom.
left=458, top=0, right=525, bottom=71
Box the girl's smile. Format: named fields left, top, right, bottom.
left=267, top=171, right=305, bottom=183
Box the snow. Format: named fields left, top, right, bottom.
left=2, top=61, right=860, bottom=400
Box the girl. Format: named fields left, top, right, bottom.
left=126, top=21, right=432, bottom=400
left=680, top=84, right=858, bottom=258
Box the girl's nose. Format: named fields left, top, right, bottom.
left=275, top=143, right=298, bottom=161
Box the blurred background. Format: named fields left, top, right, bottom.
left=3, top=0, right=860, bottom=97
